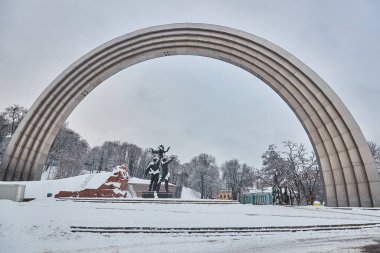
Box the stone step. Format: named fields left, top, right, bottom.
left=128, top=183, right=176, bottom=197
left=142, top=191, right=174, bottom=198
left=71, top=223, right=380, bottom=234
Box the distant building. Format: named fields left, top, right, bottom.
left=218, top=190, right=232, bottom=200
left=241, top=192, right=273, bottom=205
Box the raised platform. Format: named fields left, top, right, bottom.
left=129, top=183, right=177, bottom=197
left=142, top=191, right=174, bottom=198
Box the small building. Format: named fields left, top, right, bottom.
left=218, top=190, right=232, bottom=200
left=241, top=192, right=273, bottom=205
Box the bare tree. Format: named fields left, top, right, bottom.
left=124, top=143, right=142, bottom=177
left=282, top=141, right=323, bottom=205
left=221, top=159, right=255, bottom=200
left=259, top=142, right=323, bottom=205
left=299, top=152, right=321, bottom=204
left=0, top=105, right=28, bottom=163
left=187, top=153, right=219, bottom=199
left=0, top=113, right=8, bottom=143
left=45, top=123, right=69, bottom=178
left=136, top=148, right=154, bottom=178
left=282, top=141, right=306, bottom=205
left=260, top=144, right=287, bottom=187
left=203, top=166, right=220, bottom=199
left=101, top=141, right=121, bottom=171
left=84, top=146, right=102, bottom=173
left=368, top=141, right=380, bottom=174
left=0, top=114, right=10, bottom=162
left=3, top=105, right=28, bottom=136
left=180, top=162, right=191, bottom=187
left=46, top=124, right=90, bottom=179
left=168, top=155, right=181, bottom=185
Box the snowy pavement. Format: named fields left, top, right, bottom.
left=1, top=199, right=380, bottom=253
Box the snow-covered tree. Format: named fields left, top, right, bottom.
left=282, top=141, right=322, bottom=205
left=0, top=114, right=10, bottom=162
left=101, top=141, right=121, bottom=171
left=46, top=124, right=90, bottom=179
left=124, top=143, right=143, bottom=176
left=260, top=144, right=287, bottom=187
left=186, top=153, right=220, bottom=199
left=3, top=105, right=28, bottom=136
left=168, top=155, right=182, bottom=185
left=221, top=159, right=255, bottom=200
left=135, top=148, right=154, bottom=178
left=258, top=141, right=323, bottom=205
left=0, top=113, right=8, bottom=143
left=0, top=105, right=28, bottom=164
left=84, top=146, right=102, bottom=173
left=368, top=141, right=380, bottom=174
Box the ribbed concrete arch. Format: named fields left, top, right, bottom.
left=0, top=23, right=379, bottom=207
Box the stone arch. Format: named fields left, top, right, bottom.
left=0, top=23, right=379, bottom=207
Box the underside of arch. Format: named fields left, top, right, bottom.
left=0, top=23, right=379, bottom=207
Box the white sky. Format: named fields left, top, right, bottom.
left=0, top=0, right=379, bottom=166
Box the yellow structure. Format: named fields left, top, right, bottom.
left=218, top=190, right=232, bottom=200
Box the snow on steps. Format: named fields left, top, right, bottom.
left=128, top=183, right=177, bottom=197
left=75, top=174, right=94, bottom=191
left=70, top=223, right=380, bottom=234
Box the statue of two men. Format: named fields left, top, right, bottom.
left=145, top=145, right=174, bottom=193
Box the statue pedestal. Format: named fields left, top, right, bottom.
left=142, top=191, right=174, bottom=198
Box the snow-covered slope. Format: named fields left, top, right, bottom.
left=0, top=171, right=202, bottom=199
left=0, top=172, right=114, bottom=199
left=181, top=187, right=201, bottom=199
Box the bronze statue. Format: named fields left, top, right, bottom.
left=157, top=156, right=175, bottom=192
left=144, top=156, right=161, bottom=191
left=145, top=145, right=174, bottom=193
left=150, top=144, right=170, bottom=159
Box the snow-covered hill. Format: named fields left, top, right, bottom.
left=0, top=170, right=201, bottom=200
left=181, top=186, right=201, bottom=199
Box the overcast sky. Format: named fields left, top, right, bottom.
left=1, top=0, right=379, bottom=166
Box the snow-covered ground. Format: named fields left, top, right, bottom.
left=1, top=174, right=380, bottom=252
left=1, top=198, right=380, bottom=253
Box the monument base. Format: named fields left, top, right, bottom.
left=142, top=191, right=174, bottom=198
